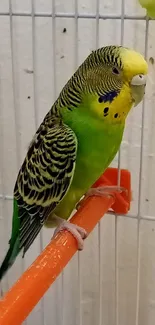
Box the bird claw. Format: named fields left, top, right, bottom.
left=76, top=185, right=128, bottom=210
left=52, top=219, right=87, bottom=250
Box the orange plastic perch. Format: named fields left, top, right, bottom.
left=0, top=168, right=131, bottom=325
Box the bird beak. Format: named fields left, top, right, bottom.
left=131, top=74, right=147, bottom=86
left=131, top=74, right=147, bottom=106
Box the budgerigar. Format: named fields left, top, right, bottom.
left=0, top=46, right=148, bottom=280
left=139, top=0, right=155, bottom=18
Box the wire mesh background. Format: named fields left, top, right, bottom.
left=0, top=0, right=155, bottom=324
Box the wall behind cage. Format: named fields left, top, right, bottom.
left=0, top=0, right=155, bottom=325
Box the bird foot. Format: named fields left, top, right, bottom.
left=76, top=185, right=127, bottom=210
left=52, top=216, right=87, bottom=250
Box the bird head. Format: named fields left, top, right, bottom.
left=59, top=45, right=148, bottom=125
left=80, top=45, right=148, bottom=122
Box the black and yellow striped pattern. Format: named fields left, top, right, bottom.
left=55, top=45, right=123, bottom=110
left=14, top=116, right=77, bottom=254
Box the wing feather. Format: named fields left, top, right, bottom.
left=14, top=118, right=77, bottom=255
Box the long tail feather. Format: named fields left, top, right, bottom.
left=0, top=238, right=19, bottom=280
left=0, top=199, right=20, bottom=281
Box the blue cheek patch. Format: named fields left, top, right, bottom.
left=98, top=90, right=118, bottom=103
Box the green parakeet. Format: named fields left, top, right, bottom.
left=138, top=0, right=155, bottom=18
left=0, top=46, right=148, bottom=280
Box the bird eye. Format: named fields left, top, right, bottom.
left=112, top=67, right=120, bottom=75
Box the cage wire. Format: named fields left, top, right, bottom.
left=0, top=0, right=155, bottom=324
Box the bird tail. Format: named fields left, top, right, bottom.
left=0, top=238, right=19, bottom=280
left=0, top=199, right=20, bottom=281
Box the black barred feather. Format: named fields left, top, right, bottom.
left=13, top=120, right=77, bottom=256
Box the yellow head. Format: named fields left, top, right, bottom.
left=81, top=45, right=148, bottom=123
left=60, top=45, right=148, bottom=124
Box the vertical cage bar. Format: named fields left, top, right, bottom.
left=114, top=216, right=118, bottom=325
left=31, top=0, right=39, bottom=130
left=0, top=67, right=9, bottom=293
left=120, top=0, right=125, bottom=43
left=74, top=0, right=78, bottom=68
left=95, top=0, right=99, bottom=49
left=61, top=272, right=65, bottom=325
left=74, top=1, right=82, bottom=324
left=115, top=1, right=125, bottom=325
left=31, top=1, right=45, bottom=324
left=51, top=2, right=62, bottom=325
left=95, top=1, right=103, bottom=325
left=117, top=0, right=125, bottom=183
left=52, top=0, right=56, bottom=99
left=77, top=251, right=82, bottom=325
left=9, top=0, right=21, bottom=167
left=9, top=0, right=26, bottom=294
left=135, top=18, right=149, bottom=325
left=98, top=215, right=102, bottom=325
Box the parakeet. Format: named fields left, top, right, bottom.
left=0, top=46, right=148, bottom=280
left=138, top=0, right=155, bottom=18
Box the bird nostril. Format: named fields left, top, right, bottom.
left=139, top=75, right=143, bottom=78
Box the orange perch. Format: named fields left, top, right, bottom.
left=0, top=168, right=131, bottom=325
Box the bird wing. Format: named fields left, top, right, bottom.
left=14, top=118, right=77, bottom=255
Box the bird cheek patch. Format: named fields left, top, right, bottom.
left=98, top=91, right=118, bottom=103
